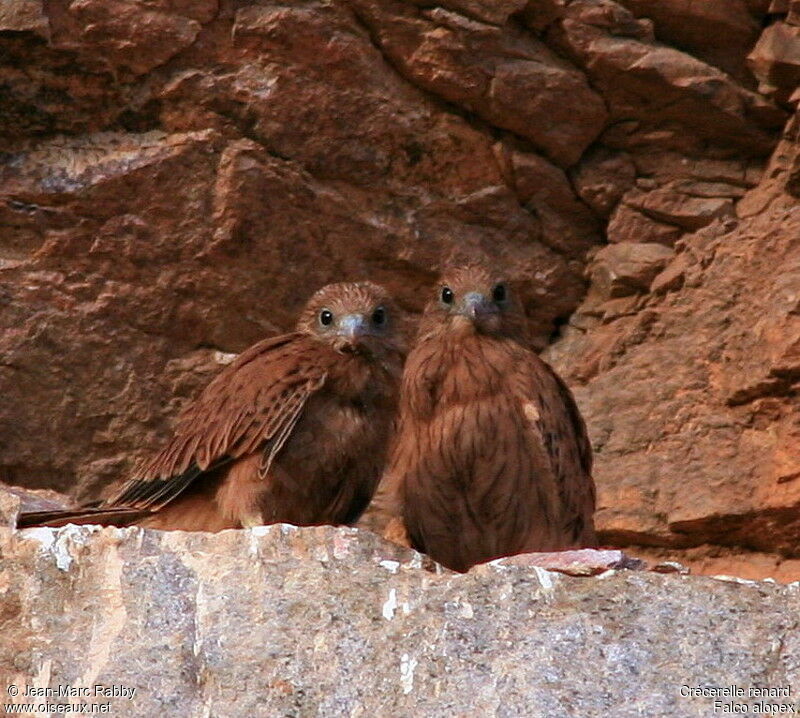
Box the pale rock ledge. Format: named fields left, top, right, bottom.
left=1, top=519, right=798, bottom=717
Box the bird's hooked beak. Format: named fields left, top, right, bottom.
left=336, top=313, right=369, bottom=351
left=459, top=292, right=498, bottom=320
left=454, top=291, right=500, bottom=333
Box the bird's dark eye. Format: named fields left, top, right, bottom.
left=492, top=283, right=507, bottom=303
left=441, top=286, right=454, bottom=304
left=319, top=309, right=334, bottom=326
left=372, top=306, right=387, bottom=326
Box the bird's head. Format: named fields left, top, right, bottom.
left=420, top=264, right=525, bottom=339
left=296, top=281, right=404, bottom=357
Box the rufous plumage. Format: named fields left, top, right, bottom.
left=19, top=282, right=405, bottom=531
left=381, top=264, right=596, bottom=572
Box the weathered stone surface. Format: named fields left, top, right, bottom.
left=743, top=112, right=800, bottom=213
left=673, top=180, right=748, bottom=199
left=606, top=202, right=683, bottom=246
left=626, top=185, right=736, bottom=231
left=350, top=0, right=608, bottom=166
left=0, top=485, right=66, bottom=522
left=47, top=0, right=218, bottom=76
left=616, top=0, right=760, bottom=80
left=548, top=0, right=786, bottom=155
left=0, top=0, right=49, bottom=36
left=0, top=492, right=20, bottom=530
left=747, top=22, right=800, bottom=101
left=1, top=0, right=799, bottom=583
left=496, top=144, right=601, bottom=256
left=491, top=547, right=648, bottom=575
left=2, top=523, right=800, bottom=716
left=649, top=255, right=688, bottom=294
left=631, top=153, right=764, bottom=189
left=586, top=242, right=675, bottom=301
left=405, top=0, right=527, bottom=26
left=571, top=147, right=637, bottom=217
left=636, top=544, right=800, bottom=583
left=790, top=0, right=800, bottom=25
left=546, top=205, right=800, bottom=555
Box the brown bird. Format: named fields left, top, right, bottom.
left=382, top=264, right=596, bottom=572
left=19, top=282, right=405, bottom=532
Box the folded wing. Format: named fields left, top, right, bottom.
left=103, top=333, right=329, bottom=511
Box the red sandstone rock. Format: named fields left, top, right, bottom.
left=546, top=206, right=800, bottom=554
left=587, top=242, right=675, bottom=300
left=47, top=0, right=218, bottom=76
left=571, top=147, right=637, bottom=218
left=649, top=256, right=688, bottom=294
left=616, top=0, right=760, bottom=80
left=626, top=186, right=736, bottom=231
left=606, top=202, right=683, bottom=246
left=747, top=21, right=800, bottom=101
left=0, top=0, right=49, bottom=37
left=549, top=0, right=786, bottom=155
left=349, top=0, right=608, bottom=166
left=405, top=0, right=527, bottom=26
left=769, top=0, right=790, bottom=13
left=630, top=154, right=764, bottom=189
left=496, top=145, right=600, bottom=256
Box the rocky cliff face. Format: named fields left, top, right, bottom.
left=1, top=1, right=799, bottom=578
